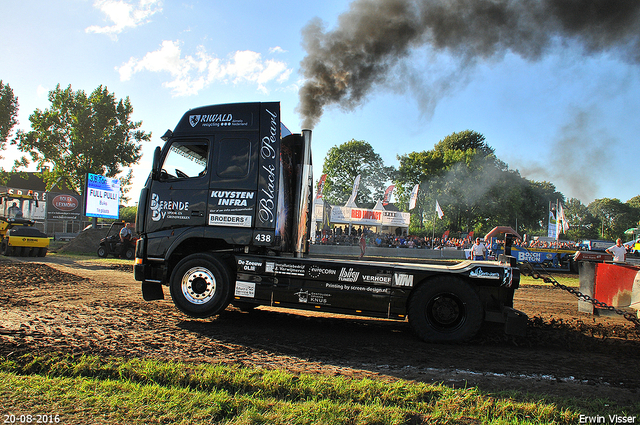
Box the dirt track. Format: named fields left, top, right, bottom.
left=1, top=255, right=639, bottom=407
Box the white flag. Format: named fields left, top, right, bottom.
left=436, top=200, right=444, bottom=219
left=345, top=174, right=361, bottom=207
left=558, top=202, right=569, bottom=232
left=409, top=184, right=419, bottom=210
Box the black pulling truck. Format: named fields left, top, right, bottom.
left=134, top=102, right=527, bottom=342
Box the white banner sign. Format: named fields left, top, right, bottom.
left=85, top=173, right=120, bottom=219
left=381, top=211, right=410, bottom=226
left=328, top=207, right=410, bottom=227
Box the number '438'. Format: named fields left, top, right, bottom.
left=255, top=233, right=272, bottom=243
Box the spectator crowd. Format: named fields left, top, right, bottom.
left=314, top=226, right=589, bottom=252
left=315, top=226, right=474, bottom=250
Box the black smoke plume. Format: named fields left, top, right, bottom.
left=297, top=0, right=640, bottom=128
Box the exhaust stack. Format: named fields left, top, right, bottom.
left=294, top=129, right=313, bottom=257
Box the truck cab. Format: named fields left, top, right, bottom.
left=135, top=103, right=312, bottom=294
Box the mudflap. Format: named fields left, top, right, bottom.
left=142, top=282, right=164, bottom=301
left=503, top=307, right=528, bottom=336
left=484, top=307, right=528, bottom=337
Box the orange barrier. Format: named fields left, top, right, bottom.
left=578, top=262, right=640, bottom=316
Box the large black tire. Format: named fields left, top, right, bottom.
left=0, top=240, right=8, bottom=256
left=169, top=253, right=232, bottom=318
left=97, top=245, right=108, bottom=258
left=408, top=276, right=484, bottom=343
left=123, top=247, right=135, bottom=260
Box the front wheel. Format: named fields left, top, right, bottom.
left=97, top=245, right=108, bottom=258
left=169, top=253, right=232, bottom=318
left=408, top=276, right=484, bottom=343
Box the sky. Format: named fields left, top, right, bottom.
left=1, top=0, right=639, bottom=208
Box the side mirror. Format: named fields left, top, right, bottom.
left=151, top=146, right=162, bottom=180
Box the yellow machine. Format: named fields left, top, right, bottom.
left=0, top=192, right=49, bottom=257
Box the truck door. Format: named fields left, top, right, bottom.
left=146, top=139, right=209, bottom=234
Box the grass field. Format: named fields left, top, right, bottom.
left=519, top=273, right=579, bottom=288
left=0, top=353, right=623, bottom=425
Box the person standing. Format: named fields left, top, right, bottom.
left=7, top=202, right=21, bottom=218
left=606, top=238, right=626, bottom=263
left=471, top=238, right=487, bottom=261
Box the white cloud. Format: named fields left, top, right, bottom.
left=86, top=0, right=162, bottom=39
left=117, top=40, right=293, bottom=96
left=36, top=85, right=48, bottom=98
left=269, top=46, right=286, bottom=54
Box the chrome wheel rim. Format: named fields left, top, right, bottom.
left=181, top=267, right=217, bottom=304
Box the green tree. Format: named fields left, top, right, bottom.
left=433, top=130, right=495, bottom=158
left=396, top=131, right=490, bottom=232
left=119, top=205, right=137, bottom=223
left=395, top=130, right=568, bottom=238
left=14, top=84, right=151, bottom=200
left=321, top=139, right=395, bottom=207
left=399, top=131, right=512, bottom=235
left=0, top=80, right=19, bottom=167
left=563, top=198, right=599, bottom=241
left=588, top=198, right=636, bottom=240
left=625, top=196, right=640, bottom=231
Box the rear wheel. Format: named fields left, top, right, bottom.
left=408, top=276, right=484, bottom=343
left=0, top=241, right=7, bottom=256
left=169, top=253, right=232, bottom=318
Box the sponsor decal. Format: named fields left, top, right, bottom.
left=502, top=267, right=513, bottom=288
left=208, top=214, right=252, bottom=227
left=238, top=258, right=263, bottom=272
left=150, top=193, right=190, bottom=222
left=266, top=261, right=306, bottom=276
left=52, top=194, right=78, bottom=211
left=308, top=265, right=338, bottom=279
left=469, top=268, right=501, bottom=280
left=338, top=267, right=360, bottom=283
left=350, top=209, right=382, bottom=220
left=393, top=273, right=414, bottom=287
left=295, top=290, right=331, bottom=305
left=326, top=282, right=390, bottom=295
left=517, top=251, right=542, bottom=263
left=189, top=112, right=252, bottom=128
left=235, top=281, right=256, bottom=298
left=257, top=107, right=279, bottom=227
left=210, top=190, right=255, bottom=207
left=362, top=274, right=392, bottom=284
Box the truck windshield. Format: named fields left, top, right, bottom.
left=161, top=140, right=208, bottom=179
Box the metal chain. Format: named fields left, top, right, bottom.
left=519, top=262, right=640, bottom=330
